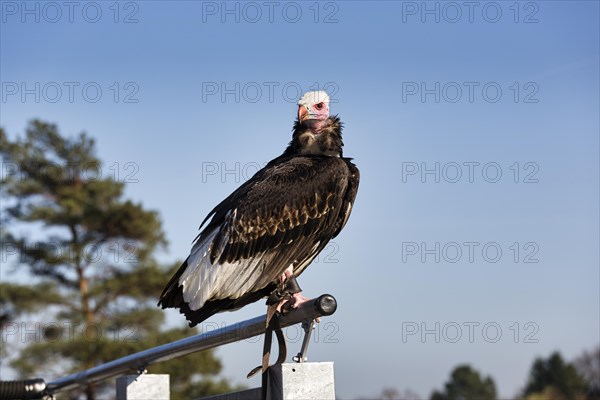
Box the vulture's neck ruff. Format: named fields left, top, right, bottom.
left=284, top=116, right=344, bottom=157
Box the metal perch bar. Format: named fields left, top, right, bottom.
left=44, top=294, right=337, bottom=396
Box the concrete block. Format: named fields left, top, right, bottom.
left=116, top=374, right=169, bottom=400
left=267, top=362, right=335, bottom=400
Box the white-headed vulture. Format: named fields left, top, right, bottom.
left=158, top=91, right=360, bottom=327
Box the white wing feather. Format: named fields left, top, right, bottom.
left=179, top=228, right=268, bottom=311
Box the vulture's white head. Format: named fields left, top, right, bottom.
left=285, top=90, right=341, bottom=157
left=297, top=91, right=330, bottom=122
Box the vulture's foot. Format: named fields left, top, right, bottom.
left=267, top=285, right=320, bottom=324
left=288, top=292, right=311, bottom=308
left=266, top=268, right=303, bottom=325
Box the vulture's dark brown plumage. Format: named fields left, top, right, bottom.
left=159, top=109, right=359, bottom=327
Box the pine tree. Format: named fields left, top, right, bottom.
left=523, top=352, right=587, bottom=400
left=430, top=364, right=497, bottom=400
left=574, top=346, right=600, bottom=399
left=0, top=121, right=241, bottom=399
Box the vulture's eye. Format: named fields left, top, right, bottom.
left=315, top=102, right=324, bottom=110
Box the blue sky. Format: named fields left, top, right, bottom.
left=1, top=1, right=599, bottom=398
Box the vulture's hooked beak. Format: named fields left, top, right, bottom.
left=298, top=105, right=309, bottom=122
